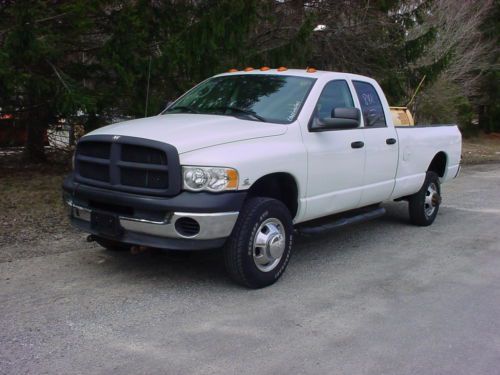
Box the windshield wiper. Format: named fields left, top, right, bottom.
left=207, top=106, right=266, bottom=122
left=166, top=105, right=199, bottom=114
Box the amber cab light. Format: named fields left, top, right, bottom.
left=277, top=66, right=288, bottom=72
left=244, top=67, right=254, bottom=71
left=228, top=68, right=238, bottom=73
left=306, top=67, right=317, bottom=73
left=260, top=66, right=270, bottom=71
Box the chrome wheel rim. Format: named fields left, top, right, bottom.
left=252, top=218, right=286, bottom=272
left=424, top=182, right=439, bottom=217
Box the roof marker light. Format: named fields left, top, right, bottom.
left=260, top=66, right=270, bottom=71
left=228, top=68, right=238, bottom=72
left=306, top=67, right=317, bottom=73
left=244, top=67, right=254, bottom=71
left=277, top=66, right=288, bottom=72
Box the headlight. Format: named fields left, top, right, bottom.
left=182, top=166, right=238, bottom=192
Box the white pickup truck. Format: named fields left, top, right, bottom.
left=63, top=68, right=462, bottom=288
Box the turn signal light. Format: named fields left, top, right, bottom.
left=277, top=66, right=288, bottom=72
left=244, top=67, right=254, bottom=71
left=226, top=169, right=239, bottom=189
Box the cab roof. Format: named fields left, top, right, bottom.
left=216, top=68, right=374, bottom=83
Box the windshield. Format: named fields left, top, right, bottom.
left=163, top=74, right=316, bottom=124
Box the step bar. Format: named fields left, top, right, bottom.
left=296, top=206, right=386, bottom=236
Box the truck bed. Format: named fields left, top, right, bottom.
left=391, top=124, right=462, bottom=199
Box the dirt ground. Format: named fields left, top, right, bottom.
left=0, top=134, right=499, bottom=252
left=461, top=133, right=500, bottom=164
left=0, top=150, right=75, bottom=251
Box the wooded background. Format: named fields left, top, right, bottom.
left=0, top=0, right=498, bottom=161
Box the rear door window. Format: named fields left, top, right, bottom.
left=353, top=81, right=386, bottom=128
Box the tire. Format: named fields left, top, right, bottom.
left=408, top=171, right=441, bottom=226
left=94, top=236, right=131, bottom=252
left=224, top=197, right=293, bottom=288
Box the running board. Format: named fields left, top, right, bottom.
left=296, top=206, right=386, bottom=236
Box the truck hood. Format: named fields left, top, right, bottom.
left=86, top=114, right=287, bottom=153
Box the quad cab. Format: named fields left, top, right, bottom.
left=63, top=68, right=461, bottom=288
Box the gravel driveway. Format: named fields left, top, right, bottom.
left=1, top=163, right=500, bottom=375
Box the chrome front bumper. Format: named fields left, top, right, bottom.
left=66, top=200, right=239, bottom=241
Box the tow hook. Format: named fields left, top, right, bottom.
left=86, top=234, right=96, bottom=243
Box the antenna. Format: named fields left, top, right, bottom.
left=145, top=56, right=152, bottom=117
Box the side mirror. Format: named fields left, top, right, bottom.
left=311, top=107, right=361, bottom=131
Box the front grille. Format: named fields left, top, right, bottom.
left=78, top=141, right=111, bottom=159
left=120, top=167, right=168, bottom=189
left=121, top=144, right=167, bottom=165
left=74, top=135, right=181, bottom=196
left=79, top=161, right=109, bottom=182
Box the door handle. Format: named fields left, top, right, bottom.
left=351, top=141, right=364, bottom=149
left=386, top=138, right=397, bottom=145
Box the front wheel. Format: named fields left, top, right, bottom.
left=408, top=171, right=441, bottom=226
left=224, top=197, right=293, bottom=288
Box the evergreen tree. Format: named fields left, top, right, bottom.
left=1, top=0, right=495, bottom=163
left=0, top=1, right=99, bottom=160
left=0, top=0, right=309, bottom=159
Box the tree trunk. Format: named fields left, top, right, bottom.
left=23, top=110, right=49, bottom=162
left=69, top=122, right=75, bottom=146
left=85, top=111, right=100, bottom=133
left=290, top=0, right=305, bottom=20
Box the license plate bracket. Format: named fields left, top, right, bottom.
left=90, top=211, right=122, bottom=238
